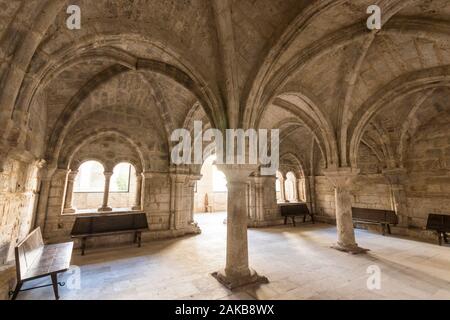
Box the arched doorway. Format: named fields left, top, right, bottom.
left=194, top=155, right=227, bottom=213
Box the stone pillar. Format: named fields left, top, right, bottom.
left=63, top=170, right=78, bottom=213
left=279, top=175, right=287, bottom=203
left=324, top=167, right=368, bottom=254
left=383, top=168, right=409, bottom=227
left=132, top=172, right=143, bottom=211
left=212, top=165, right=268, bottom=289
left=188, top=174, right=202, bottom=224
left=292, top=177, right=299, bottom=202
left=98, top=171, right=113, bottom=212
left=169, top=170, right=190, bottom=230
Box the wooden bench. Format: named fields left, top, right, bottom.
left=426, top=213, right=450, bottom=246
left=278, top=202, right=314, bottom=227
left=351, top=207, right=398, bottom=236
left=70, top=212, right=149, bottom=255
left=10, top=227, right=73, bottom=300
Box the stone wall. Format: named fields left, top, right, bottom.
left=0, top=158, right=39, bottom=264
left=405, top=114, right=450, bottom=227
left=314, top=175, right=392, bottom=223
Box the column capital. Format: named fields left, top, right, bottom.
left=187, top=174, right=202, bottom=187
left=253, top=175, right=276, bottom=185
left=135, top=171, right=143, bottom=178
left=382, top=168, right=407, bottom=185
left=35, top=158, right=47, bottom=169
left=142, top=171, right=168, bottom=179
left=103, top=171, right=113, bottom=178
left=323, top=167, right=360, bottom=188
left=170, top=173, right=190, bottom=184
left=67, top=170, right=78, bottom=180
left=216, top=164, right=258, bottom=183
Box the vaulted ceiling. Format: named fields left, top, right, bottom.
left=1, top=0, right=449, bottom=174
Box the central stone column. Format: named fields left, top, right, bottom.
left=278, top=174, right=287, bottom=203
left=63, top=170, right=78, bottom=213
left=98, top=171, right=113, bottom=212
left=292, top=177, right=299, bottom=202
left=324, top=167, right=368, bottom=254
left=212, top=165, right=268, bottom=289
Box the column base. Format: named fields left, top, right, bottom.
left=188, top=222, right=201, bottom=234
left=211, top=268, right=269, bottom=290
left=63, top=207, right=76, bottom=214
left=98, top=206, right=112, bottom=212
left=331, top=242, right=369, bottom=254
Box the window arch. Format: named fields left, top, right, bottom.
left=109, top=162, right=138, bottom=209
left=74, top=160, right=105, bottom=193
left=110, top=162, right=133, bottom=192
left=212, top=163, right=227, bottom=192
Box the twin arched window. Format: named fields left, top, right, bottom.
left=70, top=160, right=137, bottom=212
left=74, top=161, right=133, bottom=193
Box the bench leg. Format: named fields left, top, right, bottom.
left=284, top=216, right=287, bottom=225
left=10, top=281, right=23, bottom=300
left=51, top=273, right=59, bottom=300
left=81, top=237, right=86, bottom=256
left=381, top=224, right=386, bottom=236
left=386, top=224, right=392, bottom=235
left=303, top=215, right=306, bottom=223
left=137, top=232, right=142, bottom=248
left=292, top=217, right=296, bottom=227
left=134, top=231, right=138, bottom=244
left=438, top=232, right=443, bottom=246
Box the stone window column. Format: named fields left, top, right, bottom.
left=63, top=170, right=78, bottom=214
left=132, top=172, right=143, bottom=210
left=292, top=177, right=299, bottom=202
left=212, top=165, right=268, bottom=289
left=279, top=174, right=287, bottom=203
left=98, top=171, right=113, bottom=212
left=383, top=168, right=409, bottom=227
left=324, top=168, right=367, bottom=254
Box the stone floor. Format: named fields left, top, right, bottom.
left=18, top=213, right=450, bottom=300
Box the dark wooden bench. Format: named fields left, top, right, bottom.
left=278, top=202, right=314, bottom=227
left=10, top=227, right=73, bottom=300
left=351, top=207, right=398, bottom=236
left=70, top=212, right=149, bottom=255
left=426, top=213, right=450, bottom=246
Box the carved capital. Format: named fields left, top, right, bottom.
left=103, top=171, right=114, bottom=179
left=323, top=167, right=360, bottom=188
left=216, top=164, right=258, bottom=183
left=382, top=168, right=407, bottom=186
left=67, top=170, right=78, bottom=181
